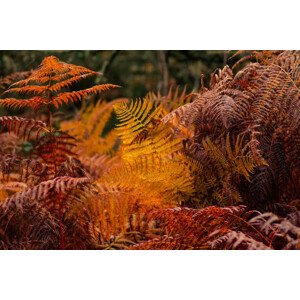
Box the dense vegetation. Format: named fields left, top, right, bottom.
left=0, top=50, right=299, bottom=250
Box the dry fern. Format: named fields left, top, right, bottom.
left=129, top=205, right=300, bottom=250
left=0, top=56, right=119, bottom=110
left=0, top=51, right=299, bottom=250
left=162, top=50, right=300, bottom=212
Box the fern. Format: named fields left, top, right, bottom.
left=0, top=153, right=50, bottom=184
left=114, top=98, right=183, bottom=161
left=210, top=231, right=272, bottom=250
left=0, top=71, right=32, bottom=92
left=129, top=205, right=249, bottom=250
left=0, top=56, right=119, bottom=110
left=129, top=205, right=300, bottom=250
left=0, top=116, right=48, bottom=140
left=34, top=132, right=76, bottom=167
left=0, top=200, right=59, bottom=250
left=145, top=85, right=195, bottom=112
left=0, top=51, right=299, bottom=249
left=162, top=50, right=300, bottom=213
left=0, top=56, right=119, bottom=249
left=1, top=176, right=90, bottom=211
left=62, top=96, right=197, bottom=247
left=114, top=98, right=164, bottom=144
left=60, top=99, right=125, bottom=157
left=211, top=211, right=300, bottom=250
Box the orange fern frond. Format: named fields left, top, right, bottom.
left=3, top=85, right=48, bottom=95
left=0, top=71, right=32, bottom=91
left=0, top=56, right=119, bottom=110
left=51, top=84, right=119, bottom=108
left=0, top=97, right=48, bottom=109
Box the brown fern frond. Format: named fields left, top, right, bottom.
left=209, top=65, right=234, bottom=90
left=210, top=210, right=300, bottom=250
left=210, top=230, right=271, bottom=250
left=230, top=50, right=283, bottom=69
left=161, top=50, right=300, bottom=212
left=0, top=132, right=21, bottom=154
left=0, top=194, right=60, bottom=249
left=249, top=212, right=300, bottom=248
left=0, top=153, right=51, bottom=184
left=0, top=176, right=91, bottom=213
left=0, top=181, right=27, bottom=193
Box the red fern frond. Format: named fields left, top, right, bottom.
left=0, top=116, right=48, bottom=140
left=0, top=153, right=50, bottom=183
left=34, top=132, right=76, bottom=166
left=130, top=205, right=248, bottom=249
left=129, top=205, right=300, bottom=250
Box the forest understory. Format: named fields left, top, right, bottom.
left=0, top=50, right=299, bottom=250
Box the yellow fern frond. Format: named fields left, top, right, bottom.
left=93, top=150, right=194, bottom=205
left=114, top=98, right=183, bottom=161
left=114, top=99, right=164, bottom=144
left=203, top=134, right=266, bottom=181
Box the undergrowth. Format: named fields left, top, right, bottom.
left=0, top=51, right=299, bottom=250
